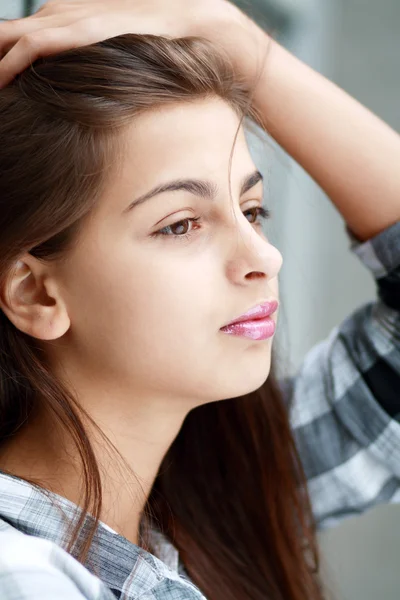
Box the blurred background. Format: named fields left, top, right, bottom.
left=0, top=0, right=399, bottom=598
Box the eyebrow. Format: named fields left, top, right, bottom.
left=123, top=169, right=264, bottom=213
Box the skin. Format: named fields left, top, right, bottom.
left=0, top=97, right=282, bottom=544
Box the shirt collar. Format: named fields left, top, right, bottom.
left=0, top=470, right=183, bottom=597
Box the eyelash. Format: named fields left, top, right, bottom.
left=152, top=206, right=271, bottom=243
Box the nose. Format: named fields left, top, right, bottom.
left=224, top=212, right=283, bottom=284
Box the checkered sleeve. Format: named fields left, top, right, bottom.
left=0, top=521, right=114, bottom=600
left=287, top=219, right=400, bottom=529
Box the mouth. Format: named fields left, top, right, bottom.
left=219, top=301, right=279, bottom=341
left=220, top=300, right=279, bottom=329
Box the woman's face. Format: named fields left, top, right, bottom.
left=54, top=97, right=283, bottom=410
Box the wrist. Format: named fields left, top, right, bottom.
left=197, top=11, right=273, bottom=88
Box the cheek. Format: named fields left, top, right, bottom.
left=65, top=248, right=215, bottom=354
left=121, top=262, right=211, bottom=347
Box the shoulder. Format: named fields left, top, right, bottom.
left=0, top=519, right=113, bottom=600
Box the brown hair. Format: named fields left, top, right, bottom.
left=0, top=33, right=322, bottom=599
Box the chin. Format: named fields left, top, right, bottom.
left=215, top=366, right=271, bottom=402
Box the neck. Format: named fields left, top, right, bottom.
left=0, top=398, right=186, bottom=546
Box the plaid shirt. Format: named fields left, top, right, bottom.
left=0, top=219, right=399, bottom=599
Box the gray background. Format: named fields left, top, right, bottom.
left=0, top=0, right=399, bottom=598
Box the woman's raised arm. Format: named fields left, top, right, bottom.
left=233, top=30, right=400, bottom=241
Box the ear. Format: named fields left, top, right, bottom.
left=0, top=254, right=70, bottom=341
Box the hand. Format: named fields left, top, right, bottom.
left=0, top=0, right=253, bottom=88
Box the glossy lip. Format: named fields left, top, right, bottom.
left=221, top=300, right=279, bottom=328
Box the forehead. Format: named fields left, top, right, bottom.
left=118, top=97, right=254, bottom=186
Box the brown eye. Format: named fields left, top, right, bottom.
left=153, top=217, right=201, bottom=241
left=169, top=219, right=191, bottom=235
left=244, top=206, right=271, bottom=224
left=245, top=207, right=258, bottom=223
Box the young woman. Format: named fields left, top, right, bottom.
left=0, top=1, right=398, bottom=599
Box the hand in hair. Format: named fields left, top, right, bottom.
left=0, top=0, right=252, bottom=88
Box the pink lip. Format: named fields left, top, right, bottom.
left=220, top=317, right=276, bottom=340
left=219, top=301, right=279, bottom=341
left=221, top=301, right=279, bottom=327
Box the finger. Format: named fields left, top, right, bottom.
left=0, top=24, right=100, bottom=88
left=0, top=5, right=91, bottom=53
left=0, top=17, right=57, bottom=54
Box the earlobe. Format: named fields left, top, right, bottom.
left=0, top=255, right=70, bottom=341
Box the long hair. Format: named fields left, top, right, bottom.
left=0, top=33, right=322, bottom=599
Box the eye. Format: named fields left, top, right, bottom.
left=151, top=217, right=201, bottom=242
left=243, top=206, right=271, bottom=224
